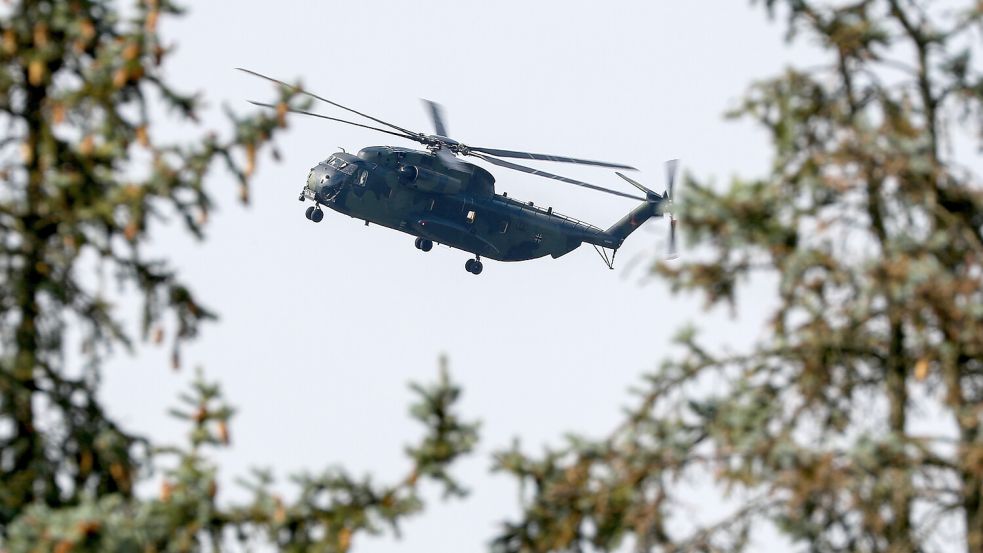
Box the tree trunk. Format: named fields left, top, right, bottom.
left=3, top=62, right=49, bottom=527
left=965, top=470, right=983, bottom=553
left=885, top=319, right=913, bottom=552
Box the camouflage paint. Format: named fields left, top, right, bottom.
left=304, top=146, right=663, bottom=262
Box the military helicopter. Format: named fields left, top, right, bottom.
left=239, top=68, right=679, bottom=275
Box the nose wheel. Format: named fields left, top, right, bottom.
left=465, top=257, right=483, bottom=275
left=305, top=205, right=323, bottom=223
left=414, top=237, right=433, bottom=252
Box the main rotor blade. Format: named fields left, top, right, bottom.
left=422, top=99, right=448, bottom=137
left=247, top=101, right=416, bottom=141
left=470, top=147, right=636, bottom=170
left=471, top=152, right=646, bottom=201
left=237, top=68, right=422, bottom=141
left=615, top=171, right=658, bottom=198
left=435, top=147, right=466, bottom=170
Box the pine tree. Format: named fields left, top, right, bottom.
left=0, top=1, right=477, bottom=550
left=492, top=1, right=983, bottom=552
left=5, top=1, right=981, bottom=552
left=0, top=0, right=291, bottom=527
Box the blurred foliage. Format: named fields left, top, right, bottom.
left=4, top=0, right=982, bottom=552
left=491, top=1, right=983, bottom=552
left=0, top=0, right=478, bottom=550
left=0, top=0, right=292, bottom=530
left=6, top=367, right=477, bottom=552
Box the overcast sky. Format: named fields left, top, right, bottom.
left=99, top=2, right=825, bottom=551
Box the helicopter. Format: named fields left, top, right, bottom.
left=238, top=68, right=679, bottom=275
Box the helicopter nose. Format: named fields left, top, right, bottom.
left=307, top=164, right=329, bottom=191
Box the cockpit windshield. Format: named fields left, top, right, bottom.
left=326, top=155, right=357, bottom=176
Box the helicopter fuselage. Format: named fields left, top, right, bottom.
left=305, top=146, right=626, bottom=262
left=240, top=67, right=673, bottom=274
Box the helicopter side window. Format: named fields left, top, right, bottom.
left=499, top=220, right=509, bottom=234
left=466, top=210, right=476, bottom=224
left=358, top=171, right=368, bottom=186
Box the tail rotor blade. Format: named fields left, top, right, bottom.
left=665, top=158, right=679, bottom=201
left=667, top=217, right=678, bottom=260
left=664, top=159, right=680, bottom=259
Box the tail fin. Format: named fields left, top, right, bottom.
left=603, top=160, right=679, bottom=255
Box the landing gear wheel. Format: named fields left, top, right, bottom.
left=414, top=237, right=423, bottom=249
left=420, top=239, right=433, bottom=252
left=465, top=259, right=475, bottom=273
left=311, top=208, right=324, bottom=223
left=465, top=259, right=483, bottom=275
left=305, top=206, right=315, bottom=220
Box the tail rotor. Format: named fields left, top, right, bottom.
left=664, top=159, right=679, bottom=260
left=616, top=159, right=680, bottom=259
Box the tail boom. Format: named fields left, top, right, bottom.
left=585, top=160, right=678, bottom=254
left=596, top=198, right=663, bottom=248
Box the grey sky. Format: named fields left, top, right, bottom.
left=100, top=2, right=822, bottom=551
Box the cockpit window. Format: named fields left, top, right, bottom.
left=327, top=156, right=348, bottom=169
